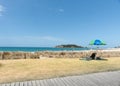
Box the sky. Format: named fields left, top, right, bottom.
left=0, top=0, right=120, bottom=47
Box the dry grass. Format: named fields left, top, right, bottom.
left=0, top=63, right=2, bottom=67
left=0, top=57, right=120, bottom=83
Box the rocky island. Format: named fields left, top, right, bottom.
left=55, top=44, right=83, bottom=48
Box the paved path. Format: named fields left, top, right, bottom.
left=0, top=71, right=120, bottom=86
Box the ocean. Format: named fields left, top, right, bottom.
left=0, top=47, right=90, bottom=52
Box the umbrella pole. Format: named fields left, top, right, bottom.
left=96, top=45, right=99, bottom=59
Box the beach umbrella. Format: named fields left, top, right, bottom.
left=89, top=39, right=106, bottom=49
left=89, top=39, right=106, bottom=59
left=89, top=39, right=106, bottom=46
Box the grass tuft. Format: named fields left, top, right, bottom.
left=0, top=63, right=2, bottom=67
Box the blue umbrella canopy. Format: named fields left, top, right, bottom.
left=89, top=39, right=106, bottom=45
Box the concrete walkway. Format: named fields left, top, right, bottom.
left=0, top=71, right=120, bottom=86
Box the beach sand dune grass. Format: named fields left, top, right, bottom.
left=0, top=57, right=120, bottom=83
left=0, top=63, right=2, bottom=67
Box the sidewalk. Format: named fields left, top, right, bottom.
left=0, top=71, right=120, bottom=86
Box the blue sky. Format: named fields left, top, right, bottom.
left=0, top=0, right=120, bottom=47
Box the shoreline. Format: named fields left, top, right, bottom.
left=0, top=48, right=119, bottom=52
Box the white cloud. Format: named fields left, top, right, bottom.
left=0, top=36, right=66, bottom=46
left=0, top=5, right=4, bottom=16
left=41, top=36, right=64, bottom=41
left=14, top=36, right=65, bottom=42
left=58, top=8, right=64, bottom=12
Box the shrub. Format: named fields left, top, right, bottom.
left=3, top=52, right=11, bottom=55
left=60, top=52, right=66, bottom=55
left=30, top=54, right=39, bottom=59
left=0, top=63, right=2, bottom=67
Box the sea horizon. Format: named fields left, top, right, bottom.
left=0, top=47, right=90, bottom=52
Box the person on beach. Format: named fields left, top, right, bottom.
left=90, top=52, right=97, bottom=60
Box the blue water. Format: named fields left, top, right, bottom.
left=0, top=47, right=90, bottom=52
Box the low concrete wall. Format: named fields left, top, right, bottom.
left=0, top=50, right=120, bottom=60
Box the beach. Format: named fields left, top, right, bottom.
left=0, top=48, right=120, bottom=83
left=0, top=48, right=120, bottom=59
